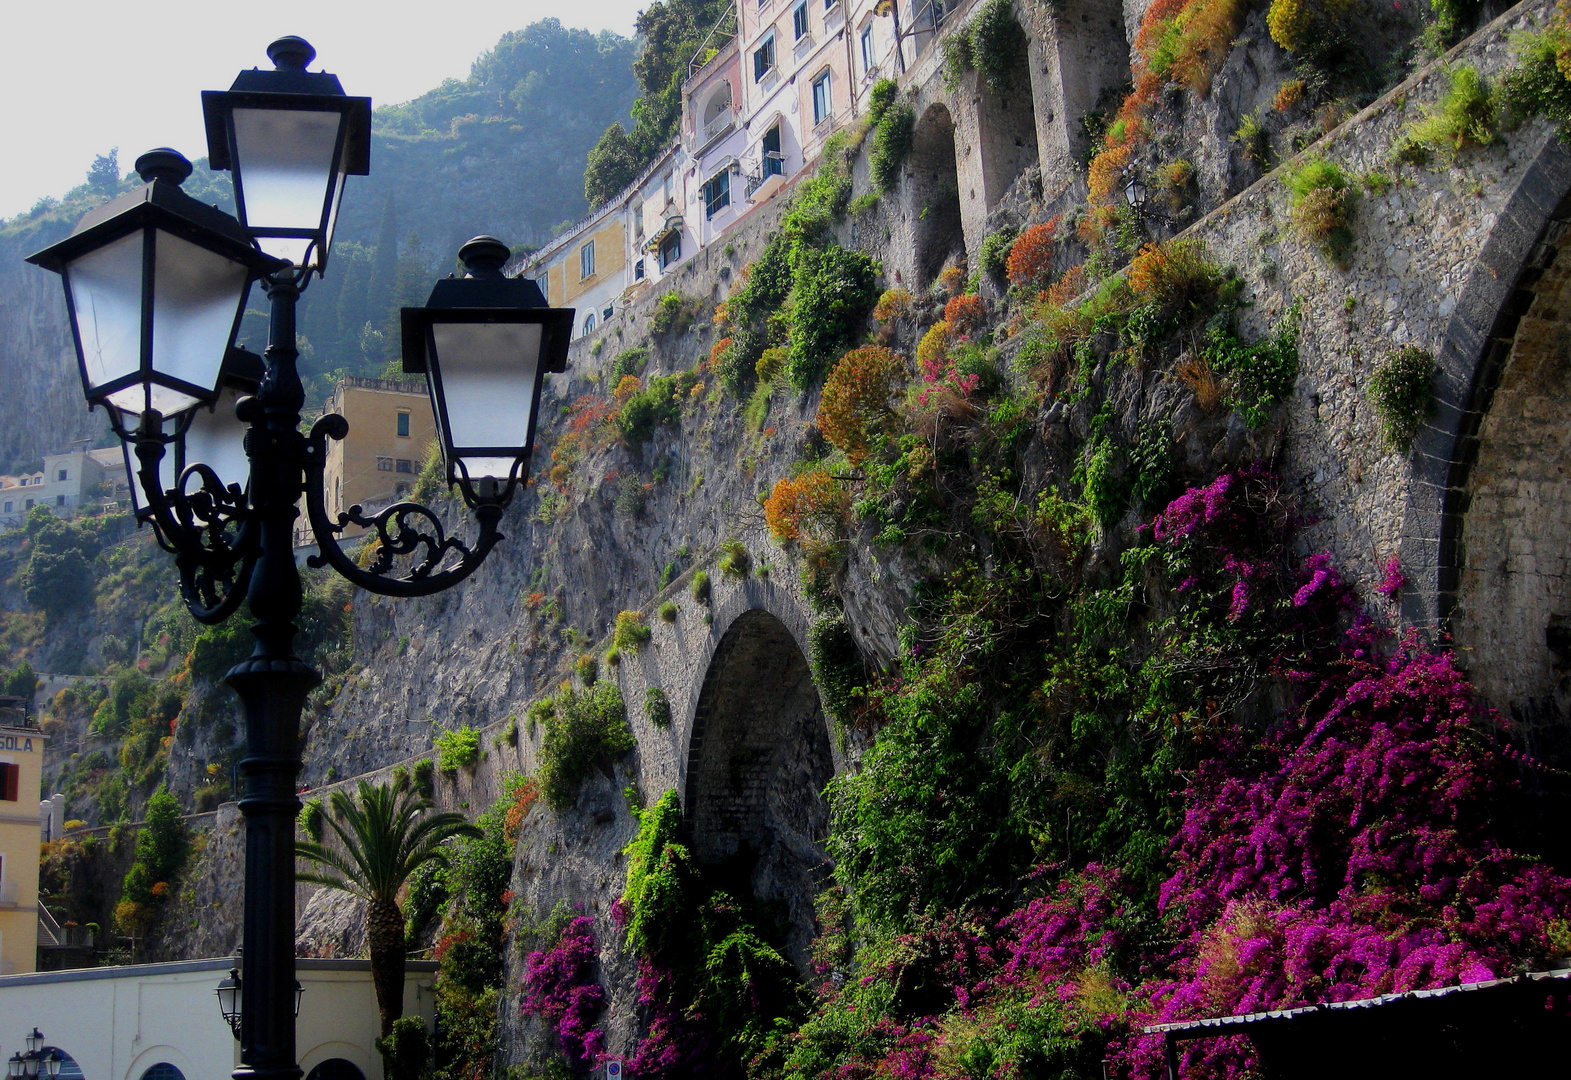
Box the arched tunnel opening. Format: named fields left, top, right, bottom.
left=683, top=608, right=835, bottom=972
left=910, top=103, right=965, bottom=287
left=1445, top=189, right=1571, bottom=864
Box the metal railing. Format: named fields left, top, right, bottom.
left=689, top=7, right=739, bottom=78
left=745, top=152, right=786, bottom=197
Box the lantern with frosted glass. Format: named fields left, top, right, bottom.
left=202, top=36, right=371, bottom=273
left=25, top=149, right=278, bottom=423
left=120, top=346, right=262, bottom=523
left=400, top=236, right=573, bottom=506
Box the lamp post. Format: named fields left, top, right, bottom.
left=26, top=37, right=572, bottom=1080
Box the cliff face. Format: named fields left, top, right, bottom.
left=0, top=225, right=108, bottom=472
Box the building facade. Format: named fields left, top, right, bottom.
left=0, top=958, right=437, bottom=1080
left=0, top=446, right=120, bottom=528
left=520, top=0, right=948, bottom=323
left=318, top=377, right=438, bottom=540
left=0, top=711, right=44, bottom=975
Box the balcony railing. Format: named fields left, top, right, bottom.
left=745, top=152, right=786, bottom=197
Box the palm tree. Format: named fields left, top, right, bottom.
left=298, top=777, right=481, bottom=1036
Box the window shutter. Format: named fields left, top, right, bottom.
left=1, top=763, right=18, bottom=802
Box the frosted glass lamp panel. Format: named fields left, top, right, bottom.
left=106, top=382, right=202, bottom=417
left=67, top=231, right=145, bottom=395
left=184, top=389, right=251, bottom=492
left=231, top=107, right=341, bottom=234
left=320, top=144, right=350, bottom=262
left=431, top=322, right=542, bottom=475
left=151, top=231, right=247, bottom=399
left=456, top=456, right=520, bottom=481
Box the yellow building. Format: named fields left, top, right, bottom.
left=0, top=707, right=44, bottom=975
left=320, top=377, right=437, bottom=540
left=529, top=209, right=630, bottom=339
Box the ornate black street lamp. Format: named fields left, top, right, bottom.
left=26, top=37, right=571, bottom=1080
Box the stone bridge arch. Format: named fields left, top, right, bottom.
left=679, top=603, right=837, bottom=970
left=1399, top=131, right=1571, bottom=757
left=909, top=102, right=967, bottom=285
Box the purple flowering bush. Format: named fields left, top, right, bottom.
left=521, top=916, right=607, bottom=1066
left=611, top=468, right=1571, bottom=1080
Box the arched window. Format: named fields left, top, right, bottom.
left=304, top=1060, right=366, bottom=1080
left=139, top=1064, right=184, bottom=1080
left=583, top=313, right=596, bottom=336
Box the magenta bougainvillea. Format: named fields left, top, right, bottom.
left=521, top=915, right=608, bottom=1065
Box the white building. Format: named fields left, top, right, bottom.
left=0, top=957, right=437, bottom=1080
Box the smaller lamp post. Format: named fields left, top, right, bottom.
left=1123, top=174, right=1148, bottom=215
left=216, top=966, right=242, bottom=1037
left=7, top=1054, right=22, bottom=1080
left=42, top=1053, right=60, bottom=1080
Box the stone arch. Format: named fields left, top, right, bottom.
left=300, top=1042, right=376, bottom=1080
left=682, top=607, right=834, bottom=970
left=975, top=16, right=1041, bottom=208
left=1397, top=131, right=1571, bottom=757
left=909, top=103, right=965, bottom=286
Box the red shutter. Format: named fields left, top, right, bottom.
left=1, top=763, right=18, bottom=802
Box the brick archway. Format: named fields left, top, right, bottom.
left=682, top=607, right=834, bottom=970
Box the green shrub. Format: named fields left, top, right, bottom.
left=645, top=686, right=673, bottom=729
left=942, top=0, right=1026, bottom=91
left=659, top=600, right=679, bottom=622
left=378, top=1015, right=431, bottom=1080
left=870, top=98, right=915, bottom=192
left=1368, top=345, right=1436, bottom=453
left=867, top=78, right=898, bottom=125
left=436, top=725, right=481, bottom=771
left=691, top=570, right=712, bottom=603
left=613, top=610, right=653, bottom=651
left=978, top=227, right=1018, bottom=282
left=298, top=797, right=325, bottom=842
left=1285, top=157, right=1354, bottom=264
left=718, top=539, right=751, bottom=578
left=1499, top=22, right=1571, bottom=134
left=807, top=616, right=865, bottom=725
left=615, top=374, right=682, bottom=444
left=412, top=759, right=435, bottom=798
left=604, top=646, right=622, bottom=667
left=650, top=292, right=695, bottom=335
left=786, top=244, right=880, bottom=388
left=619, top=789, right=693, bottom=954
left=575, top=652, right=599, bottom=686
left=1398, top=65, right=1494, bottom=161
left=610, top=346, right=648, bottom=381
left=536, top=682, right=634, bottom=808
left=1203, top=306, right=1301, bottom=427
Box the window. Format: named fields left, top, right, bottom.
left=663, top=172, right=675, bottom=203
left=24, top=499, right=33, bottom=510
left=377, top=457, right=393, bottom=472
left=812, top=71, right=832, bottom=125
left=753, top=34, right=776, bottom=81
left=634, top=258, right=646, bottom=281
left=305, top=1060, right=367, bottom=1080
left=395, top=483, right=409, bottom=499
left=861, top=25, right=875, bottom=71
left=395, top=459, right=413, bottom=474
left=659, top=230, right=682, bottom=271
left=580, top=240, right=596, bottom=279
left=56, top=495, right=65, bottom=507
left=584, top=313, right=597, bottom=335
left=603, top=305, right=614, bottom=321
left=57, top=469, right=68, bottom=481
left=396, top=412, right=411, bottom=437
left=793, top=1, right=809, bottom=38
left=703, top=170, right=732, bottom=218
left=763, top=125, right=784, bottom=177
left=0, top=763, right=17, bottom=801
left=2, top=502, right=10, bottom=514
left=139, top=1065, right=185, bottom=1080
left=535, top=274, right=550, bottom=300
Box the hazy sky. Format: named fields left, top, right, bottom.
left=1, top=0, right=649, bottom=221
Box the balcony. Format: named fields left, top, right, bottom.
left=696, top=118, right=737, bottom=158
left=688, top=7, right=739, bottom=80
left=745, top=152, right=787, bottom=198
